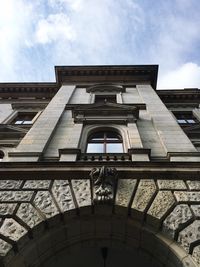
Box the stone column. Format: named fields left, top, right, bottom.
left=7, top=85, right=75, bottom=161
left=137, top=85, right=200, bottom=162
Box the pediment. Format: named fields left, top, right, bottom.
left=73, top=101, right=138, bottom=112
left=72, top=102, right=139, bottom=123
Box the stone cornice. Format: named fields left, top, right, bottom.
left=157, top=89, right=200, bottom=102
left=0, top=82, right=58, bottom=98
left=0, top=161, right=200, bottom=180
left=55, top=65, right=158, bottom=89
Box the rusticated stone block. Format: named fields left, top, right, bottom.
left=116, top=179, right=136, bottom=207
left=131, top=180, right=156, bottom=217
left=192, top=245, right=200, bottom=265
left=174, top=191, right=200, bottom=202
left=0, top=191, right=33, bottom=202
left=178, top=220, right=200, bottom=253
left=33, top=191, right=59, bottom=218
left=0, top=238, right=12, bottom=256
left=0, top=180, right=22, bottom=189
left=16, top=203, right=43, bottom=228
left=72, top=179, right=91, bottom=207
left=147, top=191, right=175, bottom=227
left=0, top=218, right=27, bottom=241
left=23, top=180, right=51, bottom=189
left=52, top=180, right=75, bottom=212
left=190, top=205, right=200, bottom=217
left=157, top=180, right=186, bottom=190
left=0, top=204, right=17, bottom=215
left=187, top=181, right=200, bottom=190
left=162, top=205, right=193, bottom=238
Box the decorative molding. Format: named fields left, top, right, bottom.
left=55, top=65, right=158, bottom=89
left=71, top=102, right=139, bottom=123
left=86, top=84, right=125, bottom=93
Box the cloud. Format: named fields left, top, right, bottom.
left=34, top=13, right=76, bottom=44
left=158, top=63, right=200, bottom=89
left=0, top=0, right=34, bottom=80
left=48, top=0, right=83, bottom=11
left=0, top=0, right=200, bottom=88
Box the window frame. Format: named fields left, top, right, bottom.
left=173, top=112, right=198, bottom=125
left=86, top=130, right=124, bottom=153
left=94, top=95, right=117, bottom=104
left=3, top=110, right=42, bottom=125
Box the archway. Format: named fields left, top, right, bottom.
left=2, top=206, right=195, bottom=267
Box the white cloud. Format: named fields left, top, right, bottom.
left=34, top=13, right=76, bottom=44
left=0, top=0, right=200, bottom=87
left=48, top=0, right=83, bottom=11
left=158, top=63, right=200, bottom=89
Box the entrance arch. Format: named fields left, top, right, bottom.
left=2, top=206, right=196, bottom=267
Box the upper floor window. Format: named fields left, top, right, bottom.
left=12, top=113, right=37, bottom=125
left=86, top=130, right=123, bottom=153
left=174, top=113, right=198, bottom=124
left=95, top=95, right=116, bottom=103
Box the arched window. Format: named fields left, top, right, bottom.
left=86, top=130, right=123, bottom=153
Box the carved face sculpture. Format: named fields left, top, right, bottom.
left=90, top=166, right=117, bottom=203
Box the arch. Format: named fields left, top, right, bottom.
left=1, top=206, right=196, bottom=267
left=0, top=177, right=199, bottom=266
left=80, top=124, right=129, bottom=153
left=86, top=83, right=124, bottom=93
left=86, top=129, right=123, bottom=153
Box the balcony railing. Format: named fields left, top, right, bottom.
left=78, top=153, right=131, bottom=162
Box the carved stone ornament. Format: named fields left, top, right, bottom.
left=90, top=166, right=117, bottom=203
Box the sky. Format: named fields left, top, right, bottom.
left=0, top=0, right=200, bottom=89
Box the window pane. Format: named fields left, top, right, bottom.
left=107, top=143, right=123, bottom=153
left=177, top=119, right=187, bottom=124
left=15, top=121, right=23, bottom=124
left=87, top=143, right=104, bottom=153
left=23, top=121, right=33, bottom=124
left=89, top=132, right=104, bottom=141
left=187, top=119, right=195, bottom=124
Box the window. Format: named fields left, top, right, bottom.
left=12, top=113, right=37, bottom=125
left=86, top=130, right=123, bottom=153
left=174, top=113, right=197, bottom=124
left=95, top=95, right=116, bottom=103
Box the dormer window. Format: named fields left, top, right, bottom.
left=86, top=130, right=123, bottom=153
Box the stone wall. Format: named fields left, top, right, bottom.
left=0, top=177, right=199, bottom=266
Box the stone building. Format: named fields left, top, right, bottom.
left=0, top=65, right=199, bottom=266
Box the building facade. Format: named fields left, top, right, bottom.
left=0, top=65, right=199, bottom=266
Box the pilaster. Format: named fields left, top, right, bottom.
left=7, top=85, right=75, bottom=161
left=137, top=85, right=200, bottom=162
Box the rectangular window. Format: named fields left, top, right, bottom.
left=95, top=95, right=116, bottom=103
left=174, top=113, right=198, bottom=125
left=12, top=113, right=37, bottom=125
